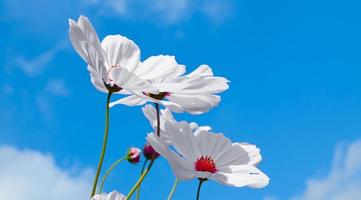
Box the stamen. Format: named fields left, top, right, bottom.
left=195, top=156, right=217, bottom=173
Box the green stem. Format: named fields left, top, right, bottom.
left=98, top=157, right=126, bottom=193
left=167, top=178, right=179, bottom=200
left=196, top=179, right=206, bottom=200
left=155, top=103, right=160, bottom=137
left=127, top=103, right=160, bottom=199
left=90, top=92, right=112, bottom=198
left=136, top=159, right=149, bottom=200
left=126, top=159, right=155, bottom=199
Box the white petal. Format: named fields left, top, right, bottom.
left=91, top=190, right=127, bottom=200
left=136, top=55, right=185, bottom=81
left=101, top=35, right=140, bottom=72
left=159, top=100, right=184, bottom=113
left=68, top=19, right=89, bottom=62
left=88, top=66, right=108, bottom=93
left=187, top=64, right=213, bottom=77
left=212, top=165, right=269, bottom=188
left=77, top=15, right=103, bottom=51
left=109, top=95, right=147, bottom=107
left=147, top=133, right=195, bottom=180
left=142, top=104, right=157, bottom=126
left=165, top=121, right=200, bottom=161
left=195, top=131, right=232, bottom=160
left=109, top=67, right=158, bottom=94
left=166, top=94, right=220, bottom=114
left=214, top=142, right=255, bottom=168
left=69, top=16, right=109, bottom=82
left=234, top=143, right=262, bottom=166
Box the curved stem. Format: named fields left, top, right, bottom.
left=90, top=92, right=112, bottom=198
left=98, top=157, right=126, bottom=193
left=167, top=178, right=179, bottom=200
left=126, top=159, right=155, bottom=199
left=155, top=103, right=160, bottom=137
left=196, top=179, right=206, bottom=200
left=136, top=159, right=149, bottom=200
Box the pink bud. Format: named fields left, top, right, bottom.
left=143, top=143, right=160, bottom=160
left=127, top=147, right=141, bottom=164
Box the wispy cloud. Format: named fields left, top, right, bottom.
left=293, top=139, right=361, bottom=200
left=12, top=41, right=66, bottom=77
left=90, top=0, right=235, bottom=25
left=45, top=79, right=70, bottom=97
left=0, top=145, right=93, bottom=200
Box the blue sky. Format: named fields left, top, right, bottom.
left=1, top=0, right=361, bottom=199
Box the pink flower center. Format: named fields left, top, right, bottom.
left=195, top=156, right=217, bottom=173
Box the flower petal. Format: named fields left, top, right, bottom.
left=101, top=35, right=140, bottom=72
left=165, top=121, right=200, bottom=161
left=187, top=64, right=213, bottom=77
left=87, top=65, right=108, bottom=93
left=109, top=95, right=147, bottom=108
left=69, top=16, right=108, bottom=78
left=166, top=93, right=221, bottom=114
left=212, top=165, right=269, bottom=188
left=109, top=67, right=158, bottom=94
left=147, top=133, right=195, bottom=180
left=214, top=143, right=255, bottom=168
left=195, top=131, right=232, bottom=160
left=136, top=55, right=185, bottom=81
left=233, top=143, right=262, bottom=166
left=91, top=190, right=127, bottom=200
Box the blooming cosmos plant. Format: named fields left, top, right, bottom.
left=147, top=121, right=269, bottom=189
left=69, top=15, right=158, bottom=94
left=110, top=56, right=230, bottom=114
left=68, top=14, right=269, bottom=200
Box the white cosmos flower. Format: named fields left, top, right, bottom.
left=68, top=15, right=157, bottom=94
left=147, top=121, right=269, bottom=188
left=91, top=191, right=127, bottom=200
left=142, top=104, right=211, bottom=141
left=110, top=55, right=229, bottom=114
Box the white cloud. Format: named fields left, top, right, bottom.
left=201, top=0, right=235, bottom=24
left=45, top=79, right=70, bottom=97
left=90, top=0, right=234, bottom=25
left=293, top=139, right=361, bottom=200
left=0, top=145, right=93, bottom=200
left=13, top=41, right=66, bottom=77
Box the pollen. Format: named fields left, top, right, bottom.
left=195, top=156, right=217, bottom=173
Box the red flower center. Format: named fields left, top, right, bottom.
left=195, top=156, right=217, bottom=173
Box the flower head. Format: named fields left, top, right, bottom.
left=147, top=121, right=269, bottom=188
left=143, top=142, right=160, bottom=160
left=126, top=147, right=141, bottom=164
left=110, top=56, right=230, bottom=114
left=91, top=190, right=127, bottom=200
left=68, top=15, right=157, bottom=95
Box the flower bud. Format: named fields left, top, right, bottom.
left=127, top=147, right=141, bottom=164
left=143, top=143, right=159, bottom=160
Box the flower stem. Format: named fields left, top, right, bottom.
left=126, top=159, right=155, bottom=199
left=127, top=103, right=160, bottom=199
left=196, top=179, right=206, bottom=200
left=136, top=159, right=149, bottom=200
left=98, top=156, right=126, bottom=193
left=90, top=92, right=112, bottom=198
left=167, top=178, right=179, bottom=200
left=155, top=103, right=160, bottom=137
